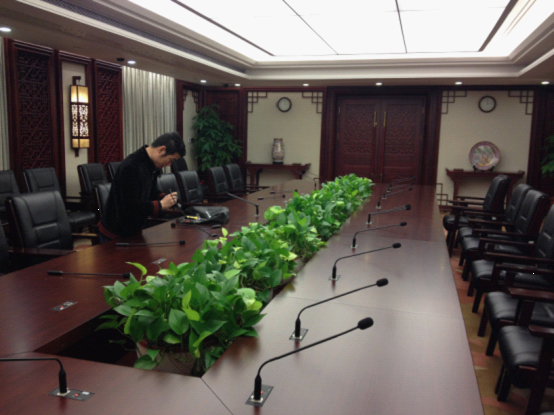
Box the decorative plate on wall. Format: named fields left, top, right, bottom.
left=469, top=141, right=500, bottom=170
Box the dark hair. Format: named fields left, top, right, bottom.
left=151, top=131, right=186, bottom=157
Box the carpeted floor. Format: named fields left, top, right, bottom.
left=449, top=246, right=554, bottom=415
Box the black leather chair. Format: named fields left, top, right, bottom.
left=443, top=174, right=510, bottom=256
left=0, top=223, right=9, bottom=275
left=78, top=163, right=108, bottom=200
left=460, top=189, right=550, bottom=284
left=6, top=190, right=75, bottom=250
left=157, top=173, right=182, bottom=204
left=224, top=164, right=267, bottom=194
left=23, top=167, right=97, bottom=232
left=0, top=170, right=20, bottom=222
left=469, top=198, right=554, bottom=313
left=94, top=183, right=111, bottom=219
left=208, top=166, right=230, bottom=196
left=175, top=171, right=206, bottom=204
left=171, top=158, right=188, bottom=174
left=106, top=161, right=122, bottom=182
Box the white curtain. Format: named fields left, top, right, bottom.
left=0, top=37, right=10, bottom=170
left=122, top=66, right=176, bottom=157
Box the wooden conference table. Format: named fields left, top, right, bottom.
left=0, top=181, right=483, bottom=415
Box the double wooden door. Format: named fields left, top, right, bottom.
left=336, top=97, right=425, bottom=183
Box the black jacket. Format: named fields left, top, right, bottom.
left=99, top=146, right=162, bottom=238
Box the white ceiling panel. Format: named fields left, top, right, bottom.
left=285, top=0, right=398, bottom=16
left=397, top=0, right=510, bottom=11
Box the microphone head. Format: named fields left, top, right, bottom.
left=405, top=204, right=411, bottom=210
left=212, top=224, right=222, bottom=228
left=122, top=273, right=131, bottom=278
left=408, top=188, right=413, bottom=191
left=358, top=317, right=374, bottom=330
left=392, top=243, right=401, bottom=249
left=179, top=240, right=186, bottom=245
left=400, top=222, right=407, bottom=226
left=376, top=278, right=389, bottom=287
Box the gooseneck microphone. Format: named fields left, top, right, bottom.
left=0, top=357, right=68, bottom=395
left=115, top=240, right=185, bottom=247
left=382, top=187, right=412, bottom=199
left=48, top=270, right=131, bottom=278
left=367, top=204, right=411, bottom=224
left=330, top=243, right=401, bottom=281
left=387, top=182, right=414, bottom=192
left=224, top=192, right=259, bottom=216
left=247, top=317, right=374, bottom=406
left=291, top=279, right=388, bottom=341
left=174, top=221, right=219, bottom=238
left=389, top=176, right=415, bottom=186
left=352, top=222, right=407, bottom=248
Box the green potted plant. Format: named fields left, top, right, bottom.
left=192, top=105, right=243, bottom=173
left=541, top=130, right=554, bottom=177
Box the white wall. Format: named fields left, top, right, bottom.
left=247, top=92, right=322, bottom=186
left=436, top=90, right=532, bottom=200
left=182, top=90, right=197, bottom=171
left=62, top=62, right=88, bottom=197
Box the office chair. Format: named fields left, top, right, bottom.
left=23, top=167, right=97, bottom=232
left=0, top=222, right=8, bottom=275
left=171, top=158, right=188, bottom=174
left=78, top=163, right=109, bottom=200
left=224, top=164, right=267, bottom=194
left=94, top=183, right=111, bottom=219
left=0, top=170, right=20, bottom=222
left=106, top=161, right=122, bottom=182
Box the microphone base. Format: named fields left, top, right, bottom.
left=289, top=328, right=308, bottom=342
left=329, top=274, right=342, bottom=281
left=351, top=244, right=358, bottom=249
left=245, top=384, right=273, bottom=407
left=366, top=221, right=372, bottom=225
left=49, top=387, right=94, bottom=401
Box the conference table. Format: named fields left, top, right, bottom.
left=0, top=180, right=484, bottom=415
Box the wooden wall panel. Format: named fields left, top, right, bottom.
left=5, top=40, right=60, bottom=187
left=91, top=61, right=123, bottom=168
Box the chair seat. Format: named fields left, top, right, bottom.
left=460, top=237, right=526, bottom=256
left=471, top=260, right=552, bottom=289
left=498, top=325, right=552, bottom=389
left=486, top=292, right=554, bottom=332
left=67, top=211, right=97, bottom=231
left=443, top=214, right=469, bottom=231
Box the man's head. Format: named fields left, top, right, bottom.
left=148, top=131, right=186, bottom=168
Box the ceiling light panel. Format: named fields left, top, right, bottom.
left=402, top=8, right=506, bottom=52
left=304, top=12, right=405, bottom=54
left=176, top=0, right=295, bottom=19
left=285, top=0, right=398, bottom=15
left=396, top=0, right=510, bottom=11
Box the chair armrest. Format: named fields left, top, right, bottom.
left=467, top=218, right=509, bottom=227
left=508, top=287, right=554, bottom=303
left=452, top=196, right=486, bottom=201
left=9, top=247, right=75, bottom=258
left=529, top=325, right=554, bottom=339
left=484, top=252, right=543, bottom=265
left=475, top=229, right=533, bottom=239
left=448, top=200, right=485, bottom=207
left=72, top=232, right=100, bottom=245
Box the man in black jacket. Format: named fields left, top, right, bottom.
left=99, top=131, right=186, bottom=241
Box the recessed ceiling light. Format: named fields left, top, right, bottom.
left=455, top=81, right=463, bottom=85
left=127, top=60, right=136, bottom=65
left=235, top=84, right=241, bottom=87
left=303, top=83, right=309, bottom=86
left=542, top=81, right=550, bottom=85
left=376, top=82, right=383, bottom=86
left=200, top=80, right=207, bottom=83
left=0, top=27, right=12, bottom=33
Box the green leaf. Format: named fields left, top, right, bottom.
left=169, top=309, right=190, bottom=335
left=184, top=308, right=200, bottom=321
left=182, top=290, right=192, bottom=309
left=163, top=333, right=182, bottom=344
left=127, top=262, right=147, bottom=277
left=134, top=355, right=158, bottom=370
left=243, top=313, right=265, bottom=328
left=114, top=305, right=133, bottom=316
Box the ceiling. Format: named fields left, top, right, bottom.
left=1, top=0, right=554, bottom=87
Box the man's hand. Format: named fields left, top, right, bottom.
left=160, top=192, right=178, bottom=209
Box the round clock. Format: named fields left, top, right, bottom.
left=277, top=97, right=292, bottom=113
left=478, top=96, right=496, bottom=113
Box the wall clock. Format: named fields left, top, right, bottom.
left=277, top=97, right=292, bottom=112
left=478, top=96, right=496, bottom=113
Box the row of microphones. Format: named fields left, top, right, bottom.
left=246, top=317, right=374, bottom=406
left=224, top=192, right=259, bottom=217
left=291, top=278, right=388, bottom=341
left=389, top=176, right=415, bottom=185
left=388, top=182, right=413, bottom=192
left=367, top=204, right=410, bottom=224
left=352, top=222, right=407, bottom=248
left=115, top=240, right=185, bottom=247
left=331, top=243, right=401, bottom=281
left=0, top=357, right=93, bottom=401
left=47, top=270, right=131, bottom=278
left=382, top=187, right=412, bottom=199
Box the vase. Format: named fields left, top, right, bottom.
left=272, top=138, right=284, bottom=165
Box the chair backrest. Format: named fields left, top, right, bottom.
left=512, top=189, right=550, bottom=237
left=23, top=167, right=61, bottom=193
left=106, top=162, right=122, bottom=182
left=208, top=166, right=230, bottom=195
left=78, top=163, right=108, bottom=196
left=94, top=183, right=111, bottom=218
left=176, top=171, right=204, bottom=203
left=0, top=170, right=20, bottom=220
left=482, top=174, right=510, bottom=213
left=535, top=205, right=554, bottom=260
left=0, top=224, right=9, bottom=275
left=224, top=164, right=245, bottom=193
left=157, top=174, right=181, bottom=204
left=171, top=158, right=188, bottom=175
left=6, top=190, right=73, bottom=250
left=504, top=184, right=532, bottom=231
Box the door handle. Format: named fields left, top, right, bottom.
left=374, top=111, right=377, bottom=128
left=383, top=112, right=387, bottom=128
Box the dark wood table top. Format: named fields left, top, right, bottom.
left=0, top=352, right=231, bottom=415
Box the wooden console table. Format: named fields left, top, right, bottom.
left=245, top=163, right=311, bottom=186
left=446, top=169, right=525, bottom=203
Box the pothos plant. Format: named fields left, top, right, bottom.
left=192, top=105, right=243, bottom=173
left=541, top=129, right=554, bottom=177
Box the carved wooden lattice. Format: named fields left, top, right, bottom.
left=247, top=91, right=268, bottom=113
left=508, top=90, right=534, bottom=115
left=302, top=91, right=324, bottom=114
left=17, top=50, right=53, bottom=170
left=342, top=103, right=374, bottom=154
left=192, top=91, right=200, bottom=112
left=384, top=104, right=419, bottom=155
left=96, top=67, right=122, bottom=166
left=441, top=90, right=467, bottom=114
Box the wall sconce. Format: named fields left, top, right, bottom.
left=70, top=76, right=90, bottom=157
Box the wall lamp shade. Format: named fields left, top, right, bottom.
left=70, top=81, right=90, bottom=156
